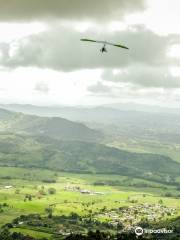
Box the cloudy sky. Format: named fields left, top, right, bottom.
left=0, top=0, right=180, bottom=107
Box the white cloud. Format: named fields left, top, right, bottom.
left=0, top=67, right=102, bottom=105
left=0, top=0, right=180, bottom=107
left=125, top=0, right=180, bottom=35
left=102, top=65, right=180, bottom=89
left=0, top=25, right=176, bottom=71
left=167, top=44, right=180, bottom=58
left=0, top=23, right=46, bottom=43
left=34, top=82, right=49, bottom=94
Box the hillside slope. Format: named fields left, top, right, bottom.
left=0, top=133, right=179, bottom=184
left=0, top=109, right=102, bottom=142
left=1, top=104, right=180, bottom=143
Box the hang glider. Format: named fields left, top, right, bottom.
left=81, top=38, right=129, bottom=53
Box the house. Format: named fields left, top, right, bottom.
left=4, top=185, right=13, bottom=189
left=80, top=189, right=91, bottom=194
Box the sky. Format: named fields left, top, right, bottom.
left=0, top=0, right=180, bottom=107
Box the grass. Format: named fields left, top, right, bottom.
left=0, top=166, right=179, bottom=239
left=10, top=228, right=53, bottom=239
left=107, top=139, right=180, bottom=163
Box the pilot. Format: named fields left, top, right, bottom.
left=101, top=45, right=107, bottom=53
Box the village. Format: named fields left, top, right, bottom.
left=96, top=203, right=176, bottom=231
left=63, top=185, right=177, bottom=232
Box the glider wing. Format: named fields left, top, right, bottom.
left=80, top=38, right=97, bottom=43
left=106, top=41, right=129, bottom=49
left=81, top=39, right=129, bottom=49
left=113, top=44, right=129, bottom=50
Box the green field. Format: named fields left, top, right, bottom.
left=10, top=228, right=53, bottom=239
left=0, top=167, right=179, bottom=239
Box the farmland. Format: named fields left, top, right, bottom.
left=0, top=167, right=179, bottom=239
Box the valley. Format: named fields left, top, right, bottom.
left=0, top=107, right=179, bottom=239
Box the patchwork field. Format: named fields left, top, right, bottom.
left=0, top=167, right=179, bottom=239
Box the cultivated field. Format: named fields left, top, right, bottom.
left=0, top=167, right=179, bottom=239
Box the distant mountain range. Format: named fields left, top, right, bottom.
left=1, top=104, right=180, bottom=143
left=0, top=103, right=179, bottom=117
left=103, top=102, right=180, bottom=114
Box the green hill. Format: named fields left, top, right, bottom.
left=0, top=108, right=179, bottom=184
left=2, top=104, right=180, bottom=144
left=0, top=133, right=179, bottom=184
left=0, top=109, right=102, bottom=142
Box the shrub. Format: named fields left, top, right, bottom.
left=48, top=188, right=56, bottom=195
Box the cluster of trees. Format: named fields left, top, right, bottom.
left=2, top=213, right=179, bottom=240
left=24, top=194, right=32, bottom=202
left=0, top=203, right=9, bottom=213
left=0, top=229, right=164, bottom=240
left=0, top=229, right=47, bottom=240
left=65, top=230, right=158, bottom=240
left=21, top=187, right=57, bottom=202
left=38, top=186, right=56, bottom=196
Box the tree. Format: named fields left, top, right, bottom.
left=48, top=188, right=56, bottom=195
left=15, top=189, right=20, bottom=194
left=45, top=207, right=53, bottom=218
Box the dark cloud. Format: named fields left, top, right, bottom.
left=102, top=66, right=180, bottom=89
left=0, top=25, right=177, bottom=71
left=0, top=0, right=145, bottom=22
